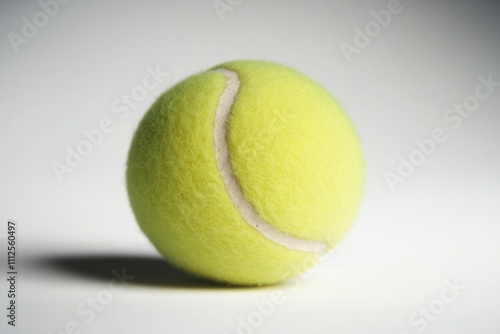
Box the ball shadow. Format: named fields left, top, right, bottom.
left=38, top=254, right=238, bottom=289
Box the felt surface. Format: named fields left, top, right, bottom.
left=126, top=60, right=364, bottom=285
left=216, top=61, right=364, bottom=246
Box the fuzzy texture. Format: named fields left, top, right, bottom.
left=126, top=60, right=364, bottom=286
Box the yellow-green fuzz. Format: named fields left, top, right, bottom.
left=126, top=60, right=364, bottom=286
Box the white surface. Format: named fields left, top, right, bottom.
left=1, top=0, right=499, bottom=333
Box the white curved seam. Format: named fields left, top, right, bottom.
left=213, top=67, right=326, bottom=254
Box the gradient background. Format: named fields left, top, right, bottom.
left=1, top=0, right=499, bottom=333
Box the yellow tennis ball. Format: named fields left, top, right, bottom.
left=126, top=60, right=364, bottom=286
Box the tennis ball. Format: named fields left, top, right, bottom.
left=126, top=60, right=364, bottom=286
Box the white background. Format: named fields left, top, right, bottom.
left=1, top=0, right=499, bottom=333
